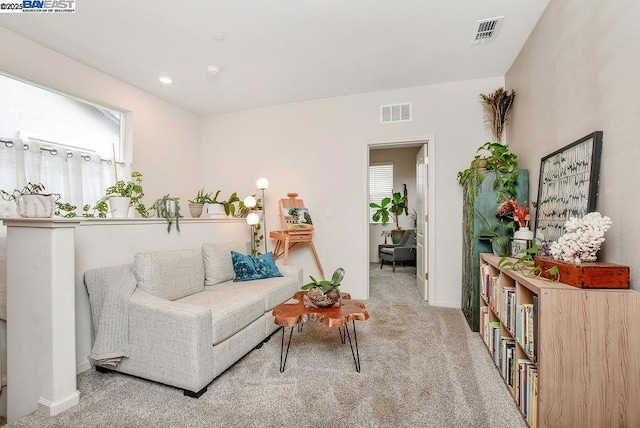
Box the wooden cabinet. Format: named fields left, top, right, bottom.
left=461, top=170, right=528, bottom=331
left=479, top=253, right=640, bottom=427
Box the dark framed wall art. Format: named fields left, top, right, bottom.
left=534, top=131, right=603, bottom=245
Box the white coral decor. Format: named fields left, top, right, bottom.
left=550, top=212, right=612, bottom=263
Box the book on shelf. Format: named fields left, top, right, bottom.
left=479, top=306, right=489, bottom=341
left=516, top=303, right=535, bottom=357
left=516, top=359, right=537, bottom=421
left=480, top=263, right=490, bottom=302
left=532, top=294, right=538, bottom=362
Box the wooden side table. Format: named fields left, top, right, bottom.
left=272, top=291, right=369, bottom=372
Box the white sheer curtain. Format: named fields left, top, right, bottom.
left=0, top=138, right=129, bottom=389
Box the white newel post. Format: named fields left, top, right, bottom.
left=5, top=219, right=81, bottom=420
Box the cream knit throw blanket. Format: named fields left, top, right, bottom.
left=84, top=264, right=137, bottom=367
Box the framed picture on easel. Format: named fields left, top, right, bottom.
left=534, top=131, right=603, bottom=245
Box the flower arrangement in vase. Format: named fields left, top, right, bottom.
left=497, top=199, right=532, bottom=240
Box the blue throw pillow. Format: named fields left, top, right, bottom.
left=231, top=251, right=283, bottom=282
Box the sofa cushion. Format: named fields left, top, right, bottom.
left=215, top=276, right=300, bottom=312
left=231, top=251, right=283, bottom=282
left=134, top=249, right=204, bottom=301
left=202, top=241, right=247, bottom=285
left=176, top=289, right=264, bottom=345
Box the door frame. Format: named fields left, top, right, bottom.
left=364, top=135, right=436, bottom=301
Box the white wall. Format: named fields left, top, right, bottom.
left=506, top=0, right=640, bottom=290
left=201, top=77, right=503, bottom=307
left=0, top=26, right=202, bottom=203
left=369, top=146, right=420, bottom=262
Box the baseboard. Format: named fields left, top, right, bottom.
left=432, top=300, right=461, bottom=308
left=37, top=389, right=80, bottom=416
left=76, top=360, right=91, bottom=374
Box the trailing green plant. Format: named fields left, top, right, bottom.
left=238, top=195, right=262, bottom=217
left=457, top=142, right=519, bottom=202
left=301, top=267, right=345, bottom=293
left=83, top=200, right=109, bottom=218
left=210, top=190, right=240, bottom=216
left=369, top=191, right=407, bottom=230
left=252, top=222, right=264, bottom=256
left=150, top=195, right=182, bottom=233
left=1, top=182, right=47, bottom=201
left=55, top=201, right=77, bottom=218
left=498, top=244, right=560, bottom=281
left=188, top=188, right=213, bottom=205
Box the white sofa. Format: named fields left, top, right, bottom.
left=84, top=241, right=302, bottom=397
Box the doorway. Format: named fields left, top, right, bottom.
left=366, top=137, right=435, bottom=301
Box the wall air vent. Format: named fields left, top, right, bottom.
left=472, top=16, right=503, bottom=44
left=380, top=102, right=412, bottom=123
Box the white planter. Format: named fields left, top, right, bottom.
left=513, top=226, right=534, bottom=240
left=205, top=203, right=227, bottom=217
left=109, top=196, right=131, bottom=218
left=15, top=194, right=57, bottom=218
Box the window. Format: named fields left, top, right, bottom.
left=369, top=162, right=393, bottom=223
left=0, top=73, right=129, bottom=217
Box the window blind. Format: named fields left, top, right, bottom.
left=369, top=162, right=393, bottom=223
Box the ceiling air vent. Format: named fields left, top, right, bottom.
left=380, top=103, right=412, bottom=123
left=472, top=16, right=504, bottom=44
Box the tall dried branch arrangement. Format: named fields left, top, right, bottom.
left=480, top=88, right=516, bottom=143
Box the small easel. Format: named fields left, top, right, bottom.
left=269, top=193, right=325, bottom=279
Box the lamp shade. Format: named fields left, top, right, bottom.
left=256, top=177, right=269, bottom=190
left=246, top=213, right=260, bottom=225
left=243, top=196, right=257, bottom=208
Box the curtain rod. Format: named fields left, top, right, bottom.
left=1, top=139, right=125, bottom=166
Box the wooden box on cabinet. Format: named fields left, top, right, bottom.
left=534, top=256, right=630, bottom=289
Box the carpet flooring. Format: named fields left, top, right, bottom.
left=6, top=264, right=525, bottom=427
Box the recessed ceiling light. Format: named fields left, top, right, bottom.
left=159, top=76, right=172, bottom=84
left=206, top=65, right=221, bottom=76
left=214, top=32, right=225, bottom=41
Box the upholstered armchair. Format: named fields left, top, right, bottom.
left=378, top=229, right=417, bottom=273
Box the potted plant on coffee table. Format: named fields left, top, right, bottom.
left=369, top=191, right=407, bottom=244
left=301, top=267, right=345, bottom=308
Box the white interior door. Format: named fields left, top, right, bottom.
left=416, top=144, right=428, bottom=300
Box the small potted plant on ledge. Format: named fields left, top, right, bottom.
left=1, top=182, right=59, bottom=218
left=369, top=191, right=407, bottom=244
left=301, top=267, right=345, bottom=308
left=207, top=190, right=240, bottom=217
left=104, top=171, right=146, bottom=218
left=188, top=189, right=213, bottom=218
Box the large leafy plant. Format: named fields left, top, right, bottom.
left=370, top=192, right=407, bottom=230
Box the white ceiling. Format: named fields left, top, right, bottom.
left=0, top=0, right=549, bottom=116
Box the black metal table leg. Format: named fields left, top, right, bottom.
left=344, top=320, right=362, bottom=372
left=279, top=326, right=294, bottom=373
left=338, top=324, right=346, bottom=344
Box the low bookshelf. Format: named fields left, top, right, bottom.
left=479, top=253, right=640, bottom=428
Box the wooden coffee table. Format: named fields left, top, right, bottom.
left=272, top=291, right=369, bottom=373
